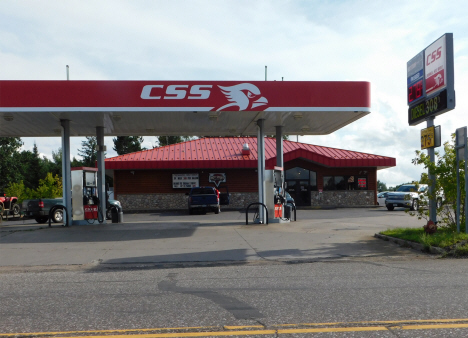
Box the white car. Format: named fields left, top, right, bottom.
left=377, top=191, right=389, bottom=206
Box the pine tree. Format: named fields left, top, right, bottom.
left=0, top=137, right=23, bottom=192
left=157, top=136, right=194, bottom=147
left=113, top=136, right=145, bottom=155
left=77, top=137, right=98, bottom=167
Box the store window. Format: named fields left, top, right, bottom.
left=286, top=167, right=317, bottom=191
left=323, top=175, right=367, bottom=190
left=310, top=171, right=317, bottom=191
left=286, top=167, right=309, bottom=180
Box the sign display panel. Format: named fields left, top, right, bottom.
left=407, top=52, right=425, bottom=105
left=421, top=125, right=441, bottom=150
left=358, top=178, right=366, bottom=188
left=208, top=173, right=226, bottom=187
left=425, top=35, right=447, bottom=95
left=456, top=127, right=466, bottom=160
left=172, top=173, right=199, bottom=189
left=409, top=89, right=448, bottom=126
left=407, top=33, right=455, bottom=126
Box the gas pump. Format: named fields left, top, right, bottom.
left=265, top=166, right=289, bottom=223
left=71, top=167, right=104, bottom=224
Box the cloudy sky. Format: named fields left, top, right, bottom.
left=1, top=0, right=467, bottom=187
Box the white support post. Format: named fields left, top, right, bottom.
left=257, top=119, right=266, bottom=223
left=276, top=126, right=283, bottom=168
left=61, top=120, right=72, bottom=226
left=96, top=126, right=106, bottom=223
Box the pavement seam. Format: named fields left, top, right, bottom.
left=233, top=228, right=269, bottom=261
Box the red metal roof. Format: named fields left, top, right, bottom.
left=105, top=137, right=396, bottom=170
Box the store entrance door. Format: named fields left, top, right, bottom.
left=286, top=180, right=311, bottom=206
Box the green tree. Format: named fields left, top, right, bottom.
left=377, top=180, right=388, bottom=192
left=78, top=137, right=98, bottom=167
left=43, top=148, right=64, bottom=178
left=34, top=173, right=63, bottom=199
left=4, top=181, right=29, bottom=203
left=419, top=172, right=429, bottom=184
left=5, top=173, right=63, bottom=202
left=157, top=136, right=194, bottom=147
left=411, top=135, right=463, bottom=230
left=113, top=136, right=145, bottom=155
left=15, top=143, right=45, bottom=189
left=0, top=137, right=23, bottom=192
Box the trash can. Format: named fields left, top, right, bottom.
left=111, top=206, right=124, bottom=223
left=111, top=206, right=119, bottom=223
left=284, top=204, right=292, bottom=219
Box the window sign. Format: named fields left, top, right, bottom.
left=172, top=173, right=199, bottom=189
left=358, top=178, right=367, bottom=188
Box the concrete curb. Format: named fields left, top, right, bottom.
left=374, top=233, right=445, bottom=255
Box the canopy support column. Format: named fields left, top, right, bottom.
left=61, top=120, right=72, bottom=226
left=96, top=126, right=106, bottom=223
left=257, top=119, right=266, bottom=223
left=276, top=126, right=283, bottom=168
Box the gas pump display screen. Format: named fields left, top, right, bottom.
left=85, top=172, right=96, bottom=187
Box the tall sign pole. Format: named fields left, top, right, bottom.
left=426, top=116, right=437, bottom=222
left=407, top=33, right=455, bottom=224
left=455, top=127, right=467, bottom=233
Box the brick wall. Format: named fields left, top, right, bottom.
left=118, top=190, right=375, bottom=211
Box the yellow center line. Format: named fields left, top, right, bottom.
left=402, top=323, right=468, bottom=330
left=275, top=317, right=468, bottom=328
left=4, top=318, right=468, bottom=337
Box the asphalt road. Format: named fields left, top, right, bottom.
left=3, top=258, right=468, bottom=337
left=3, top=207, right=467, bottom=337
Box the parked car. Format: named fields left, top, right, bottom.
left=285, top=191, right=295, bottom=209
left=187, top=186, right=230, bottom=214
left=377, top=191, right=389, bottom=206
left=385, top=184, right=444, bottom=211
left=385, top=184, right=427, bottom=211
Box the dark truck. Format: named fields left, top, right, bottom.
left=22, top=198, right=122, bottom=223
left=187, top=186, right=230, bottom=214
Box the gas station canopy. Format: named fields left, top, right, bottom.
left=0, top=80, right=371, bottom=137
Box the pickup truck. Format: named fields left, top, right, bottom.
left=22, top=198, right=122, bottom=223
left=385, top=184, right=442, bottom=211
left=187, top=186, right=230, bottom=215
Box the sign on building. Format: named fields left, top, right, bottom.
left=172, top=173, right=199, bottom=188
left=209, top=173, right=226, bottom=187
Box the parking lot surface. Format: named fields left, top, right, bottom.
left=0, top=207, right=428, bottom=268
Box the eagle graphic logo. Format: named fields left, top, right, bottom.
left=216, top=83, right=268, bottom=111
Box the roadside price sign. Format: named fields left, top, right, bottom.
left=407, top=33, right=455, bottom=126
left=421, top=125, right=441, bottom=150
left=421, top=126, right=434, bottom=149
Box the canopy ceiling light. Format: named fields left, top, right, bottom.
left=3, top=115, right=13, bottom=122
left=293, top=113, right=303, bottom=120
